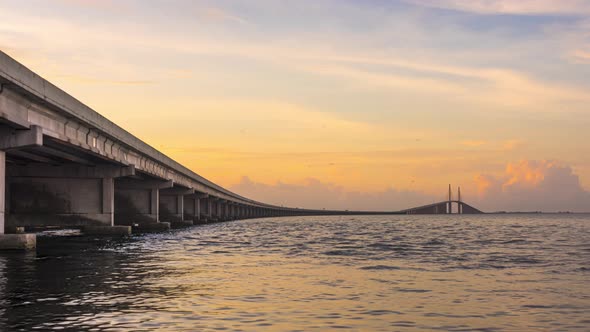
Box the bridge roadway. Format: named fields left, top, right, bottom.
left=401, top=200, right=483, bottom=215
left=0, top=51, right=481, bottom=250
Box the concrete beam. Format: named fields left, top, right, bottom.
left=0, top=125, right=42, bottom=151
left=8, top=164, right=135, bottom=178
left=161, top=187, right=195, bottom=195
left=33, top=146, right=95, bottom=165
left=8, top=150, right=56, bottom=163
left=116, top=178, right=173, bottom=189
left=0, top=87, right=31, bottom=128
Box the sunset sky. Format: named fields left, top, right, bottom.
left=1, top=0, right=589, bottom=211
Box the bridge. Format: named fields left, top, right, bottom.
left=0, top=51, right=482, bottom=250
left=401, top=186, right=483, bottom=214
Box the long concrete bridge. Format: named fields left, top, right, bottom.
left=0, top=51, right=482, bottom=250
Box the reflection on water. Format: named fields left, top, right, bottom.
left=0, top=214, right=589, bottom=331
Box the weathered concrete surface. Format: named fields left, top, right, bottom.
left=0, top=234, right=36, bottom=250
left=159, top=194, right=183, bottom=223
left=7, top=177, right=112, bottom=226
left=115, top=188, right=158, bottom=224
left=114, top=179, right=172, bottom=225
left=82, top=225, right=131, bottom=236
left=4, top=165, right=130, bottom=228
left=0, top=151, right=5, bottom=235
left=183, top=196, right=201, bottom=223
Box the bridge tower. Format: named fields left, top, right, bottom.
left=447, top=184, right=452, bottom=214
left=458, top=186, right=462, bottom=214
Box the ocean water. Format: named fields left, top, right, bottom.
left=0, top=214, right=588, bottom=331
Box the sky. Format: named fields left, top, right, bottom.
left=1, top=0, right=589, bottom=212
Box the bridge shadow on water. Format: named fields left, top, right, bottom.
left=0, top=233, right=189, bottom=331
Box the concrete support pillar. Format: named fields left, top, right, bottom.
left=0, top=151, right=36, bottom=249
left=188, top=196, right=201, bottom=223
left=0, top=151, right=4, bottom=235
left=160, top=187, right=193, bottom=227
left=114, top=178, right=172, bottom=231
left=102, top=177, right=114, bottom=226
left=202, top=197, right=211, bottom=221
left=207, top=199, right=216, bottom=221
left=192, top=196, right=201, bottom=224
left=150, top=188, right=159, bottom=218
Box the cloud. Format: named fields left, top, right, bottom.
left=58, top=0, right=124, bottom=11
left=404, top=0, right=590, bottom=15
left=571, top=49, right=590, bottom=63
left=228, top=160, right=590, bottom=213
left=474, top=160, right=590, bottom=212
left=199, top=7, right=249, bottom=25
left=501, top=139, right=523, bottom=151
left=2, top=2, right=589, bottom=114
left=54, top=75, right=154, bottom=85
left=229, top=176, right=437, bottom=211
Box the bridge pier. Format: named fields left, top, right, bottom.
left=185, top=193, right=206, bottom=224
left=208, top=197, right=220, bottom=222
left=160, top=187, right=194, bottom=228
left=0, top=151, right=36, bottom=249
left=218, top=200, right=225, bottom=221
left=6, top=164, right=133, bottom=232
left=199, top=195, right=211, bottom=222
left=114, top=178, right=172, bottom=232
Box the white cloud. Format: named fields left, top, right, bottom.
left=475, top=160, right=590, bottom=212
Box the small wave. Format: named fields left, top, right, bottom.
left=323, top=250, right=357, bottom=256
left=501, top=239, right=529, bottom=244
left=424, top=239, right=446, bottom=246
left=360, top=265, right=401, bottom=271
left=361, top=309, right=403, bottom=316
left=396, top=288, right=431, bottom=293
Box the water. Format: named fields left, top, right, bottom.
left=0, top=214, right=589, bottom=331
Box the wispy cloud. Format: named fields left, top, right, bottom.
left=55, top=75, right=154, bottom=85
left=58, top=0, right=125, bottom=11
left=404, top=0, right=590, bottom=15
left=571, top=49, right=590, bottom=63
left=199, top=7, right=249, bottom=25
